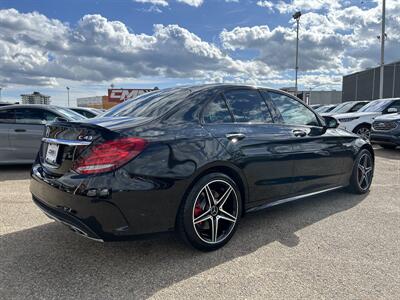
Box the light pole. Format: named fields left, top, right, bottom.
left=66, top=86, right=70, bottom=107
left=293, top=11, right=302, bottom=96
left=379, top=0, right=386, bottom=99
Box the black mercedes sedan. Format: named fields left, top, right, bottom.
left=30, top=85, right=374, bottom=251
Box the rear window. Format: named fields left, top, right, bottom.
left=223, top=89, right=273, bottom=123
left=0, top=109, right=15, bottom=123
left=102, top=88, right=191, bottom=118
left=203, top=95, right=233, bottom=123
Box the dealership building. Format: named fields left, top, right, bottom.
left=281, top=88, right=342, bottom=105
left=77, top=88, right=155, bottom=109
left=342, top=60, right=400, bottom=102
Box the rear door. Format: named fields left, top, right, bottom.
left=267, top=91, right=352, bottom=194
left=202, top=88, right=295, bottom=203
left=9, top=108, right=58, bottom=162
left=0, top=108, right=15, bottom=163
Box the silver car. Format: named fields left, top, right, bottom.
left=0, top=104, right=85, bottom=164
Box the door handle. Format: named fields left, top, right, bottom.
left=292, top=129, right=307, bottom=137
left=14, top=129, right=26, bottom=133
left=225, top=133, right=246, bottom=141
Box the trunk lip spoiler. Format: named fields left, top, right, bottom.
left=42, top=137, right=92, bottom=146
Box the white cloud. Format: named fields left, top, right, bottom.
left=1, top=0, right=399, bottom=94
left=221, top=0, right=400, bottom=87
left=134, top=0, right=168, bottom=6
left=176, top=0, right=203, bottom=7
left=256, top=1, right=274, bottom=11
left=134, top=0, right=204, bottom=7
left=0, top=9, right=271, bottom=88
left=269, top=0, right=342, bottom=14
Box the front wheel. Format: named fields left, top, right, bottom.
left=348, top=149, right=374, bottom=194
left=177, top=173, right=242, bottom=251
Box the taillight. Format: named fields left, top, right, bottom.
left=72, top=137, right=147, bottom=174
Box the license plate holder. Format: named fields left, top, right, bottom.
left=45, top=143, right=59, bottom=165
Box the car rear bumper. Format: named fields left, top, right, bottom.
left=30, top=164, right=184, bottom=241
left=32, top=195, right=104, bottom=242
left=371, top=132, right=400, bottom=145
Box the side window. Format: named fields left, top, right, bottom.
left=223, top=89, right=273, bottom=123
left=387, top=100, right=400, bottom=112
left=203, top=95, right=233, bottom=124
left=15, top=108, right=46, bottom=125
left=0, top=109, right=15, bottom=124
left=269, top=92, right=320, bottom=126
left=42, top=110, right=59, bottom=122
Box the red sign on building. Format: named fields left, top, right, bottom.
left=107, top=89, right=154, bottom=103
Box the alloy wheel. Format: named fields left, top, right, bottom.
left=357, top=153, right=373, bottom=190
left=192, top=180, right=239, bottom=244
left=357, top=127, right=371, bottom=140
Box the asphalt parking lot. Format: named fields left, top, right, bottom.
left=1, top=147, right=399, bottom=299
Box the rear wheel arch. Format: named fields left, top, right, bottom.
left=359, top=143, right=374, bottom=162
left=177, top=163, right=248, bottom=226
left=352, top=123, right=371, bottom=133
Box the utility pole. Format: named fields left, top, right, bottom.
left=66, top=86, right=70, bottom=107
left=379, top=0, right=386, bottom=99
left=0, top=87, right=2, bottom=102
left=293, top=11, right=302, bottom=96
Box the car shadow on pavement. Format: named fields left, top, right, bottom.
left=0, top=190, right=367, bottom=299
left=0, top=165, right=32, bottom=181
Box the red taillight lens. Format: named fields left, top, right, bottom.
left=73, top=137, right=147, bottom=174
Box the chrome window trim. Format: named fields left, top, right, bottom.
left=42, top=137, right=92, bottom=146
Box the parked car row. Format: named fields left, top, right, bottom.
left=0, top=105, right=88, bottom=164
left=371, top=113, right=400, bottom=149
left=335, top=98, right=400, bottom=140
left=320, top=101, right=369, bottom=117
left=315, top=104, right=338, bottom=113
left=312, top=99, right=400, bottom=149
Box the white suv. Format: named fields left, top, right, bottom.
left=334, top=98, right=400, bottom=139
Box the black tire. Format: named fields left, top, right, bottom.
left=380, top=144, right=397, bottom=150
left=348, top=149, right=374, bottom=194
left=177, top=173, right=242, bottom=251
left=353, top=124, right=371, bottom=140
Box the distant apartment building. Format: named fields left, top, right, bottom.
left=21, top=91, right=51, bottom=105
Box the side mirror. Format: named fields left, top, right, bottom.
left=387, top=107, right=398, bottom=113
left=323, top=116, right=339, bottom=129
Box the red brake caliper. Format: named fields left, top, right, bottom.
left=194, top=202, right=204, bottom=225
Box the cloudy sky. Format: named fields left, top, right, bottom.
left=0, top=0, right=399, bottom=106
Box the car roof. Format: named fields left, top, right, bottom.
left=182, top=83, right=286, bottom=94
left=370, top=98, right=400, bottom=102
left=71, top=107, right=97, bottom=111
left=0, top=104, right=65, bottom=110
left=156, top=84, right=297, bottom=102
